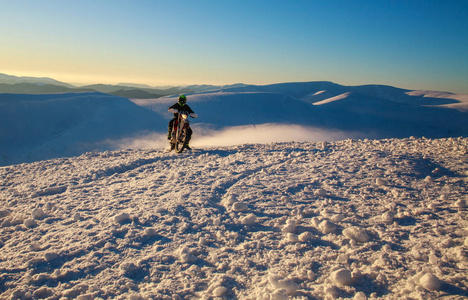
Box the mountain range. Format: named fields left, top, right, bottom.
left=0, top=73, right=247, bottom=98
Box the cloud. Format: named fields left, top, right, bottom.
left=192, top=124, right=355, bottom=147
left=99, top=132, right=168, bottom=151
left=106, top=124, right=361, bottom=151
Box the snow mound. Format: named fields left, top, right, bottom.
left=420, top=273, right=442, bottom=291
left=331, top=268, right=353, bottom=286
left=240, top=213, right=258, bottom=225
left=318, top=220, right=337, bottom=234
left=343, top=226, right=370, bottom=243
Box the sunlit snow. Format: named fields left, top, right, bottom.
left=1, top=138, right=467, bottom=299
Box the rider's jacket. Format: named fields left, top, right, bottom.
left=169, top=103, right=195, bottom=118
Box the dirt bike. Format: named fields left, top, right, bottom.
left=168, top=109, right=198, bottom=153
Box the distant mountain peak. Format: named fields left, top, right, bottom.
left=0, top=73, right=74, bottom=88
left=117, top=83, right=154, bottom=89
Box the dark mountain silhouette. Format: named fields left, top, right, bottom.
left=0, top=83, right=94, bottom=94
left=0, top=73, right=74, bottom=87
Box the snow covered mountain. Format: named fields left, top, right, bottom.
left=0, top=93, right=163, bottom=166
left=1, top=81, right=468, bottom=166
left=1, top=137, right=467, bottom=299
left=135, top=87, right=468, bottom=138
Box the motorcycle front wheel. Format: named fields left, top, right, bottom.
left=175, top=130, right=187, bottom=153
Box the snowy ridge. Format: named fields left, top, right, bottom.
left=406, top=91, right=468, bottom=112
left=1, top=137, right=468, bottom=299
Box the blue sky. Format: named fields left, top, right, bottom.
left=1, top=0, right=467, bottom=93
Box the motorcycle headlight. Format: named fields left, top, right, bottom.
left=181, top=114, right=188, bottom=119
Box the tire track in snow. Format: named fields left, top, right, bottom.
left=191, top=146, right=297, bottom=206
left=81, top=151, right=174, bottom=182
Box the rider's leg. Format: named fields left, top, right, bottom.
left=168, top=119, right=175, bottom=140
left=185, top=127, right=193, bottom=149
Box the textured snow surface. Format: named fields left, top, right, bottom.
left=1, top=137, right=468, bottom=299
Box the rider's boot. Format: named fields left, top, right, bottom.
left=184, top=136, right=191, bottom=150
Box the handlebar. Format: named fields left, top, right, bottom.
left=168, top=109, right=198, bottom=118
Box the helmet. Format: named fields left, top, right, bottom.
left=178, top=94, right=187, bottom=105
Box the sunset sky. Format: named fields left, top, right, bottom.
left=1, top=0, right=467, bottom=93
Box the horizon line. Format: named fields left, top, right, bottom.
left=0, top=72, right=465, bottom=95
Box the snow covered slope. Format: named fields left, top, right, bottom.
left=0, top=93, right=163, bottom=166
left=1, top=137, right=467, bottom=299
left=133, top=92, right=318, bottom=128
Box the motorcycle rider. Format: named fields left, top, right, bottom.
left=168, top=94, right=195, bottom=150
